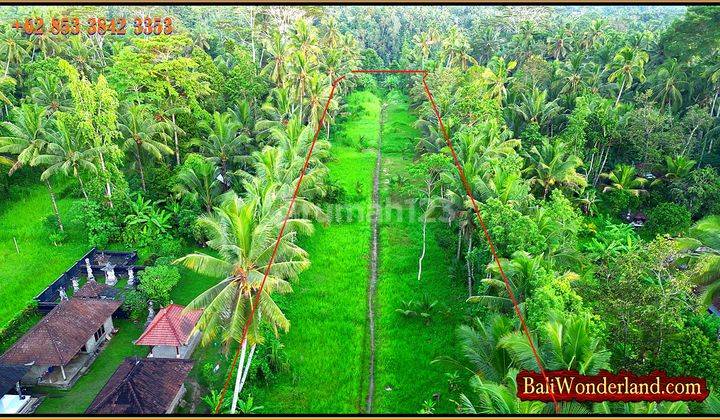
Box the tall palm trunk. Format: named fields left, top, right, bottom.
left=172, top=113, right=180, bottom=165
left=134, top=143, right=146, bottom=192
left=456, top=226, right=462, bottom=261
left=250, top=10, right=256, bottom=64
left=417, top=212, right=428, bottom=282
left=230, top=338, right=248, bottom=414
left=236, top=343, right=257, bottom=404
left=615, top=78, right=626, bottom=107
left=97, top=150, right=113, bottom=208
left=220, top=159, right=229, bottom=192
left=466, top=235, right=473, bottom=298
left=75, top=172, right=89, bottom=201
left=594, top=145, right=610, bottom=186
left=46, top=180, right=64, bottom=232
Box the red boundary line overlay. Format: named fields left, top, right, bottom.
left=214, top=69, right=558, bottom=413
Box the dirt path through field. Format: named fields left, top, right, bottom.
left=365, top=102, right=386, bottom=413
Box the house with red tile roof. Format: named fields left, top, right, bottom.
left=134, top=304, right=203, bottom=359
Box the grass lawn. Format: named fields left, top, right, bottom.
left=250, top=91, right=379, bottom=413
left=373, top=91, right=466, bottom=413
left=0, top=184, right=88, bottom=329
left=34, top=318, right=148, bottom=414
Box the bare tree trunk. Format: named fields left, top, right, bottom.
left=230, top=339, right=248, bottom=414
left=172, top=113, right=180, bottom=165
left=46, top=180, right=64, bottom=232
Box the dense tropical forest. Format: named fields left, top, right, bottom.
left=1, top=4, right=720, bottom=415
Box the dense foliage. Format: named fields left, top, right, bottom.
left=1, top=5, right=719, bottom=415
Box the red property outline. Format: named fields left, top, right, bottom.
left=214, top=69, right=558, bottom=413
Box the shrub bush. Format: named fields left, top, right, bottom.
left=645, top=202, right=692, bottom=238
left=138, top=264, right=181, bottom=307
left=71, top=200, right=122, bottom=248
left=122, top=289, right=149, bottom=321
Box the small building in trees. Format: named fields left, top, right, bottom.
left=623, top=210, right=648, bottom=227
left=85, top=357, right=193, bottom=414
left=0, top=289, right=121, bottom=388
left=134, top=304, right=203, bottom=359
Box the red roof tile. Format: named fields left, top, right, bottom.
left=135, top=304, right=202, bottom=347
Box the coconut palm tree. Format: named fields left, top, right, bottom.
left=31, top=75, right=71, bottom=116
left=257, top=87, right=294, bottom=137
left=32, top=116, right=97, bottom=200
left=441, top=26, right=477, bottom=70
left=654, top=58, right=687, bottom=113
left=511, top=21, right=538, bottom=62
left=290, top=19, right=321, bottom=61
left=458, top=368, right=545, bottom=414
left=175, top=159, right=221, bottom=214
left=413, top=29, right=437, bottom=68
left=469, top=251, right=544, bottom=312
left=707, top=61, right=720, bottom=117
left=289, top=50, right=314, bottom=119
left=475, top=163, right=530, bottom=206
left=512, top=87, right=561, bottom=135
left=244, top=117, right=330, bottom=210
left=200, top=111, right=248, bottom=191
left=481, top=57, right=516, bottom=105
left=118, top=105, right=173, bottom=192
left=500, top=312, right=611, bottom=375
left=262, top=31, right=292, bottom=87
left=0, top=103, right=66, bottom=230
left=454, top=315, right=515, bottom=382
left=581, top=19, right=606, bottom=51
left=607, top=46, right=649, bottom=106
left=524, top=139, right=586, bottom=199
left=555, top=53, right=587, bottom=98
left=546, top=24, right=573, bottom=61
left=29, top=30, right=60, bottom=60
left=681, top=216, right=720, bottom=309
left=593, top=401, right=688, bottom=415
left=304, top=73, right=335, bottom=130
left=0, top=103, right=48, bottom=175
left=600, top=164, right=647, bottom=197
left=175, top=192, right=310, bottom=413
left=0, top=30, right=29, bottom=76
